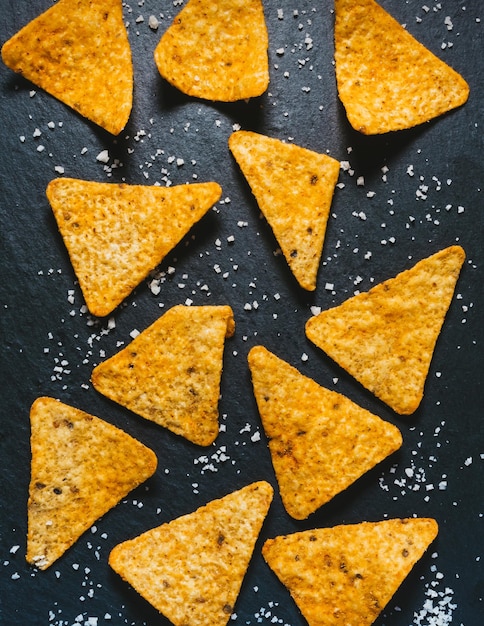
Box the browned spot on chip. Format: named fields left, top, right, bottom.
left=305, top=246, right=465, bottom=414
left=154, top=0, right=269, bottom=102
left=262, top=518, right=438, bottom=626
left=229, top=131, right=340, bottom=291
left=334, top=0, right=469, bottom=134
left=1, top=0, right=133, bottom=135
left=27, top=397, right=157, bottom=570
left=46, top=178, right=222, bottom=317
left=248, top=346, right=402, bottom=519
left=109, top=481, right=273, bottom=626
left=91, top=305, right=234, bottom=446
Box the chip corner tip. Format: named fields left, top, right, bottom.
left=451, top=243, right=466, bottom=263
left=265, top=480, right=275, bottom=498
left=90, top=363, right=104, bottom=389
left=227, top=130, right=240, bottom=148
left=212, top=180, right=223, bottom=198
left=107, top=543, right=122, bottom=571
left=108, top=119, right=129, bottom=137
left=256, top=478, right=274, bottom=498
left=191, top=424, right=220, bottom=447
left=228, top=128, right=254, bottom=150
left=30, top=395, right=49, bottom=410
left=223, top=308, right=236, bottom=337
left=201, top=433, right=219, bottom=448
left=26, top=553, right=50, bottom=571
left=88, top=301, right=116, bottom=319
left=386, top=421, right=404, bottom=452
left=45, top=177, right=61, bottom=196
left=355, top=123, right=372, bottom=136
left=286, top=505, right=309, bottom=522
left=409, top=516, right=439, bottom=542
left=423, top=516, right=439, bottom=531
left=460, top=77, right=470, bottom=101
left=300, top=278, right=317, bottom=292
left=146, top=448, right=159, bottom=475
left=393, top=396, right=422, bottom=417
left=260, top=537, right=274, bottom=559
left=247, top=344, right=263, bottom=361
left=1, top=40, right=12, bottom=65
left=304, top=314, right=318, bottom=334
left=393, top=425, right=404, bottom=447
left=429, top=517, right=439, bottom=537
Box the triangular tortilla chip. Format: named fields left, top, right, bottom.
left=27, top=397, right=157, bottom=570
left=91, top=305, right=235, bottom=446
left=229, top=131, right=340, bottom=291
left=1, top=0, right=133, bottom=135
left=109, top=481, right=273, bottom=625
left=47, top=178, right=222, bottom=317
left=154, top=0, right=269, bottom=101
left=306, top=246, right=465, bottom=414
left=262, top=518, right=438, bottom=626
left=248, top=346, right=402, bottom=519
left=334, top=0, right=469, bottom=134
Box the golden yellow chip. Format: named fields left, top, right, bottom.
left=248, top=346, right=402, bottom=520
left=27, top=397, right=157, bottom=570
left=1, top=0, right=133, bottom=135
left=306, top=246, right=465, bottom=415
left=91, top=305, right=235, bottom=446
left=109, top=481, right=273, bottom=625
left=154, top=0, right=269, bottom=102
left=334, top=0, right=469, bottom=134
left=229, top=131, right=340, bottom=291
left=46, top=178, right=222, bottom=317
left=262, top=518, right=438, bottom=626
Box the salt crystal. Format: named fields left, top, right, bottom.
left=96, top=150, right=110, bottom=163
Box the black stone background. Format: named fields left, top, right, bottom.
left=0, top=1, right=483, bottom=625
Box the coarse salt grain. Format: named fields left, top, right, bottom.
left=96, top=150, right=109, bottom=163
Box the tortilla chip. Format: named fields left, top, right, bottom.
left=91, top=305, right=234, bottom=446
left=47, top=178, right=222, bottom=317
left=154, top=0, right=269, bottom=101
left=229, top=131, right=340, bottom=290
left=1, top=0, right=132, bottom=135
left=26, top=397, right=157, bottom=570
left=262, top=518, right=438, bottom=626
left=306, top=246, right=465, bottom=415
left=248, top=346, right=402, bottom=520
left=109, top=481, right=273, bottom=625
left=334, top=0, right=469, bottom=134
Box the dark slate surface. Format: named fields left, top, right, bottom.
left=0, top=1, right=483, bottom=625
